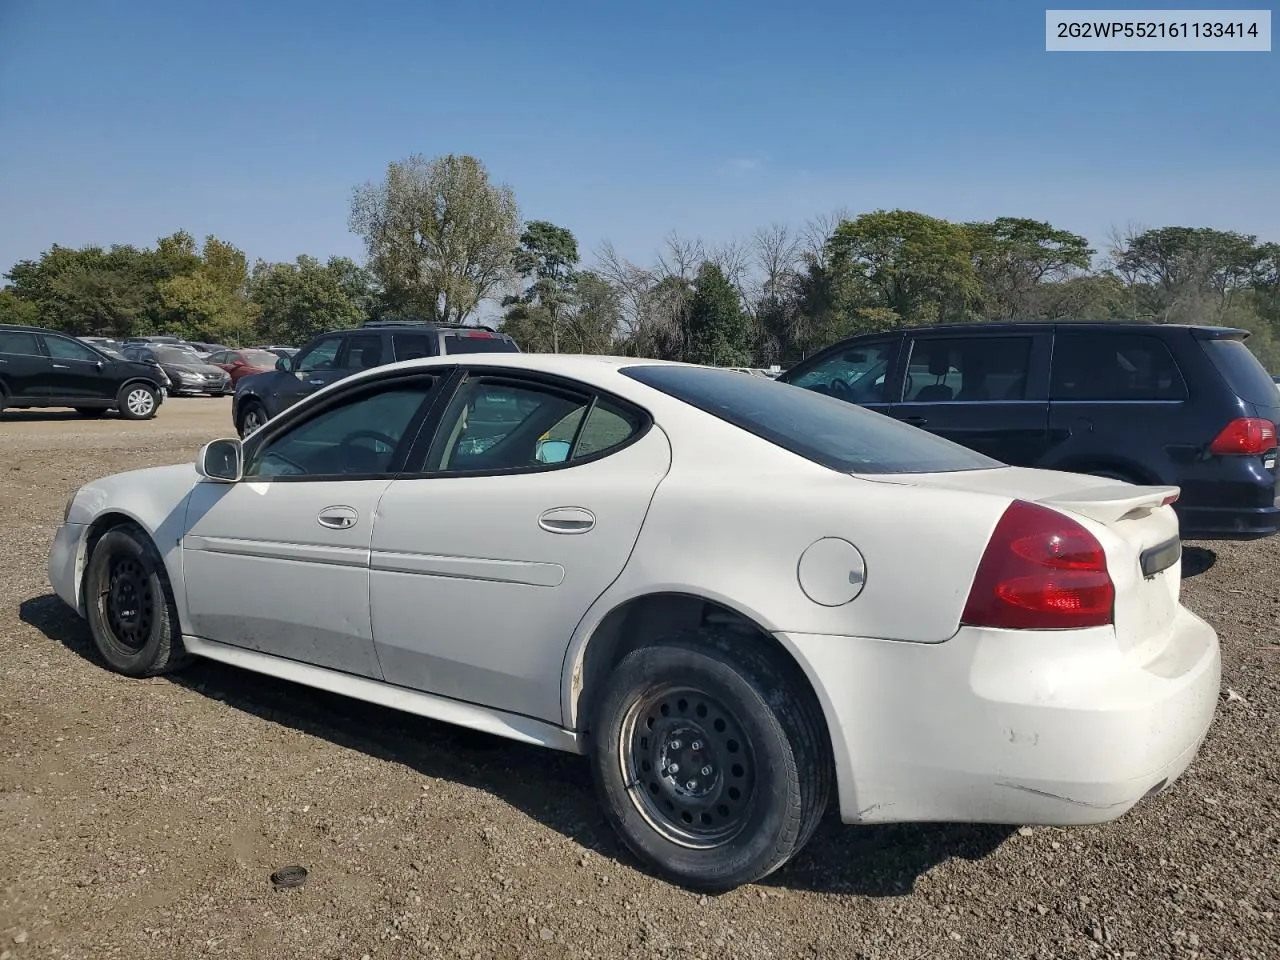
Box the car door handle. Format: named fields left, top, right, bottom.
left=309, top=379, right=325, bottom=386
left=51, top=363, right=70, bottom=369
left=538, top=507, right=596, bottom=534
left=901, top=416, right=928, bottom=426
left=317, top=505, right=359, bottom=530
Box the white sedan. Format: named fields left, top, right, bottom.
left=48, top=354, right=1221, bottom=890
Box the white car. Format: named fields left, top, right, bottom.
left=48, top=354, right=1221, bottom=890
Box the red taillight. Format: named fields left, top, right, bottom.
left=1209, top=418, right=1277, bottom=456
left=962, top=500, right=1114, bottom=630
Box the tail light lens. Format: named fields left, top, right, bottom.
left=962, top=500, right=1114, bottom=630
left=1209, top=418, right=1277, bottom=455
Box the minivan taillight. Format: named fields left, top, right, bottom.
left=962, top=500, right=1114, bottom=630
left=1208, top=418, right=1277, bottom=456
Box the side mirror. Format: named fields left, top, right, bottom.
left=276, top=356, right=292, bottom=372
left=196, top=438, right=244, bottom=483
left=535, top=438, right=572, bottom=464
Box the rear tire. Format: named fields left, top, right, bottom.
left=84, top=526, right=189, bottom=677
left=590, top=630, right=830, bottom=891
left=117, top=383, right=158, bottom=420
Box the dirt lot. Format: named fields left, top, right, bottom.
left=1, top=398, right=1278, bottom=960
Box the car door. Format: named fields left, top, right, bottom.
left=779, top=337, right=901, bottom=416
left=182, top=371, right=446, bottom=678
left=0, top=330, right=54, bottom=399
left=369, top=370, right=670, bottom=724
left=40, top=334, right=119, bottom=401
left=271, top=334, right=348, bottom=412
left=887, top=331, right=1051, bottom=464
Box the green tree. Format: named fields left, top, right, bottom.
left=156, top=235, right=259, bottom=343
left=349, top=154, right=519, bottom=323
left=250, top=255, right=366, bottom=345
left=686, top=262, right=752, bottom=366
left=825, top=210, right=980, bottom=326
left=502, top=220, right=581, bottom=352
left=966, top=217, right=1093, bottom=319
left=0, top=288, right=39, bottom=326
left=1112, top=226, right=1263, bottom=322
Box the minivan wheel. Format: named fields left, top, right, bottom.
left=117, top=384, right=158, bottom=420
left=84, top=526, right=189, bottom=677
left=591, top=631, right=830, bottom=891
left=238, top=400, right=267, bottom=437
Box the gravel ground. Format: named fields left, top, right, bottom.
left=1, top=398, right=1277, bottom=960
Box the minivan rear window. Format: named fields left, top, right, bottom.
left=622, top=363, right=1001, bottom=474
left=442, top=332, right=520, bottom=355
left=1201, top=338, right=1279, bottom=406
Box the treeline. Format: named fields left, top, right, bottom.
left=3, top=153, right=1279, bottom=371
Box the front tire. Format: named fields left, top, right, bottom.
left=84, top=526, right=189, bottom=677
left=237, top=399, right=268, bottom=437
left=591, top=631, right=830, bottom=891
left=117, top=383, right=159, bottom=420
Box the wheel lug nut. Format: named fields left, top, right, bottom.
left=669, top=740, right=681, bottom=750
left=668, top=763, right=679, bottom=774
left=701, top=765, right=712, bottom=776
left=686, top=780, right=697, bottom=790
left=691, top=740, right=702, bottom=751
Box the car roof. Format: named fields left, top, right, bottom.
left=0, top=323, right=63, bottom=336
left=838, top=320, right=1244, bottom=337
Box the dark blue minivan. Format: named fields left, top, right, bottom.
left=779, top=322, right=1280, bottom=540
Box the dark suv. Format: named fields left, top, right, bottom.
left=779, top=322, right=1280, bottom=540
left=0, top=324, right=167, bottom=419
left=232, top=320, right=520, bottom=436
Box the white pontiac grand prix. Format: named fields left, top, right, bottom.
left=48, top=354, right=1221, bottom=890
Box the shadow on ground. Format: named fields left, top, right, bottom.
left=1181, top=546, right=1217, bottom=579
left=0, top=410, right=118, bottom=422
left=19, top=592, right=1011, bottom=897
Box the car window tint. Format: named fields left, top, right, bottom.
left=622, top=364, right=1000, bottom=475
left=245, top=378, right=437, bottom=478
left=392, top=332, right=437, bottom=361
left=441, top=331, right=519, bottom=354
left=1052, top=334, right=1188, bottom=401
left=43, top=336, right=101, bottom=362
left=786, top=341, right=894, bottom=403
left=426, top=378, right=591, bottom=472
left=903, top=337, right=1032, bottom=402
left=571, top=400, right=644, bottom=459
left=295, top=337, right=342, bottom=373
left=0, top=331, right=41, bottom=356
left=1199, top=337, right=1275, bottom=406
left=343, top=334, right=384, bottom=369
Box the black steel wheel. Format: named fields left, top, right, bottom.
left=591, top=630, right=831, bottom=891
left=84, top=526, right=189, bottom=676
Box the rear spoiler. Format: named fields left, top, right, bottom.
left=1039, top=485, right=1180, bottom=524
left=1190, top=326, right=1249, bottom=341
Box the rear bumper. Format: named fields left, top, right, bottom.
left=777, top=605, right=1221, bottom=826
left=1176, top=503, right=1280, bottom=541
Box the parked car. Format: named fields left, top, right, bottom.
left=207, top=348, right=281, bottom=385
left=256, top=345, right=299, bottom=360
left=779, top=322, right=1280, bottom=541
left=232, top=319, right=519, bottom=436
left=0, top=324, right=165, bottom=418
left=78, top=336, right=125, bottom=356
left=51, top=354, right=1219, bottom=890
left=121, top=343, right=232, bottom=396
left=187, top=341, right=232, bottom=359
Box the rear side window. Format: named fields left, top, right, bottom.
left=342, top=334, right=384, bottom=369
left=903, top=337, right=1033, bottom=402
left=622, top=364, right=1000, bottom=474
left=392, top=332, right=438, bottom=361
left=1052, top=334, right=1187, bottom=401
left=1201, top=337, right=1278, bottom=406
left=0, top=331, right=40, bottom=355
left=441, top=331, right=519, bottom=354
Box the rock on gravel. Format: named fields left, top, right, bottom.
left=1, top=399, right=1278, bottom=959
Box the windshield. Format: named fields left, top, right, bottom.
left=239, top=349, right=280, bottom=367
left=622, top=364, right=1001, bottom=474
left=153, top=346, right=206, bottom=365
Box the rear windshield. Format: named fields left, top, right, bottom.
left=1201, top=338, right=1279, bottom=406
left=622, top=364, right=1001, bottom=474
left=442, top=332, right=520, bottom=355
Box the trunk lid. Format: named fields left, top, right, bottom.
left=859, top=466, right=1182, bottom=660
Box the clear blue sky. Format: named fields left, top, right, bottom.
left=1, top=0, right=1276, bottom=277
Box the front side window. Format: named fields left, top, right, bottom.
left=1052, top=334, right=1188, bottom=401
left=786, top=340, right=894, bottom=404
left=903, top=337, right=1033, bottom=402
left=44, top=336, right=101, bottom=362
left=294, top=337, right=342, bottom=374
left=424, top=378, right=594, bottom=472
left=623, top=364, right=1000, bottom=475
left=245, top=378, right=437, bottom=478
left=0, top=331, right=41, bottom=356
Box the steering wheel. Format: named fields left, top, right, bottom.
left=337, top=429, right=398, bottom=471
left=828, top=378, right=854, bottom=400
